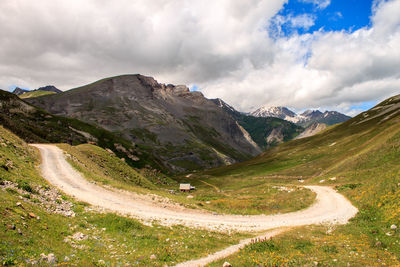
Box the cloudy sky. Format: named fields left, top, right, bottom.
left=1, top=0, right=399, bottom=115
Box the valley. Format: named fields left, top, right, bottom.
left=0, top=80, right=399, bottom=266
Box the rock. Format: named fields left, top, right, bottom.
left=186, top=195, right=194, bottom=199
left=48, top=253, right=56, bottom=264
left=40, top=253, right=56, bottom=264
left=150, top=254, right=157, bottom=260
left=390, top=224, right=397, bottom=230
left=298, top=179, right=304, bottom=183
left=329, top=177, right=337, bottom=181
left=16, top=202, right=22, bottom=207
left=71, top=232, right=88, bottom=241
left=222, top=262, right=232, bottom=267
left=105, top=148, right=115, bottom=155
left=28, top=212, right=36, bottom=218
left=319, top=179, right=325, bottom=183
left=17, top=228, right=22, bottom=235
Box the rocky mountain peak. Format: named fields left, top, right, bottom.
left=36, top=85, right=62, bottom=93
left=12, top=87, right=30, bottom=95
left=301, top=110, right=323, bottom=117
left=250, top=106, right=297, bottom=120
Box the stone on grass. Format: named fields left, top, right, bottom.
left=47, top=254, right=56, bottom=264
left=223, top=262, right=232, bottom=267
left=390, top=224, right=397, bottom=230
left=150, top=254, right=157, bottom=260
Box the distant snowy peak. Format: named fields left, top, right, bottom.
left=250, top=106, right=351, bottom=127
left=250, top=106, right=299, bottom=122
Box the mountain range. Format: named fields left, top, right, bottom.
left=250, top=106, right=351, bottom=127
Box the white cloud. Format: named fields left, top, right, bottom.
left=270, top=13, right=316, bottom=37
left=201, top=0, right=400, bottom=113
left=0, top=0, right=285, bottom=90
left=0, top=0, right=399, bottom=116
left=300, top=0, right=331, bottom=10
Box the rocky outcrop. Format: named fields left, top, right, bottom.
left=12, top=87, right=30, bottom=95
left=295, top=122, right=327, bottom=139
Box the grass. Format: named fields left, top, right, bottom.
left=57, top=143, right=155, bottom=190
left=19, top=90, right=55, bottom=99
left=0, top=125, right=251, bottom=266
left=175, top=175, right=315, bottom=215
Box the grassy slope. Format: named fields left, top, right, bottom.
left=19, top=90, right=55, bottom=99
left=205, top=95, right=400, bottom=265
left=0, top=126, right=249, bottom=266
left=57, top=144, right=156, bottom=190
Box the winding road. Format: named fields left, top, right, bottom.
left=32, top=144, right=358, bottom=266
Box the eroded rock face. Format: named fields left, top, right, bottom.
left=28, top=74, right=261, bottom=172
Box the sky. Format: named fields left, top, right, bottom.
left=1, top=0, right=399, bottom=116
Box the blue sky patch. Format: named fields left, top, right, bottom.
left=271, top=0, right=374, bottom=37
left=350, top=101, right=377, bottom=111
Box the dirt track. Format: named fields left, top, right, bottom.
left=32, top=144, right=358, bottom=232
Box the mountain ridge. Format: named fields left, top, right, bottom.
left=26, top=74, right=261, bottom=172
left=250, top=105, right=351, bottom=127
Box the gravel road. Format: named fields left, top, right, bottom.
left=32, top=144, right=358, bottom=233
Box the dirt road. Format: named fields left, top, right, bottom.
left=32, top=144, right=358, bottom=233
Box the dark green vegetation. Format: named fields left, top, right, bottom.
left=0, top=90, right=167, bottom=172
left=205, top=94, right=400, bottom=265
left=238, top=116, right=303, bottom=149
left=0, top=126, right=249, bottom=266
left=211, top=98, right=303, bottom=149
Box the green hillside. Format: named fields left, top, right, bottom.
left=19, top=90, right=55, bottom=99
left=202, top=94, right=400, bottom=265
